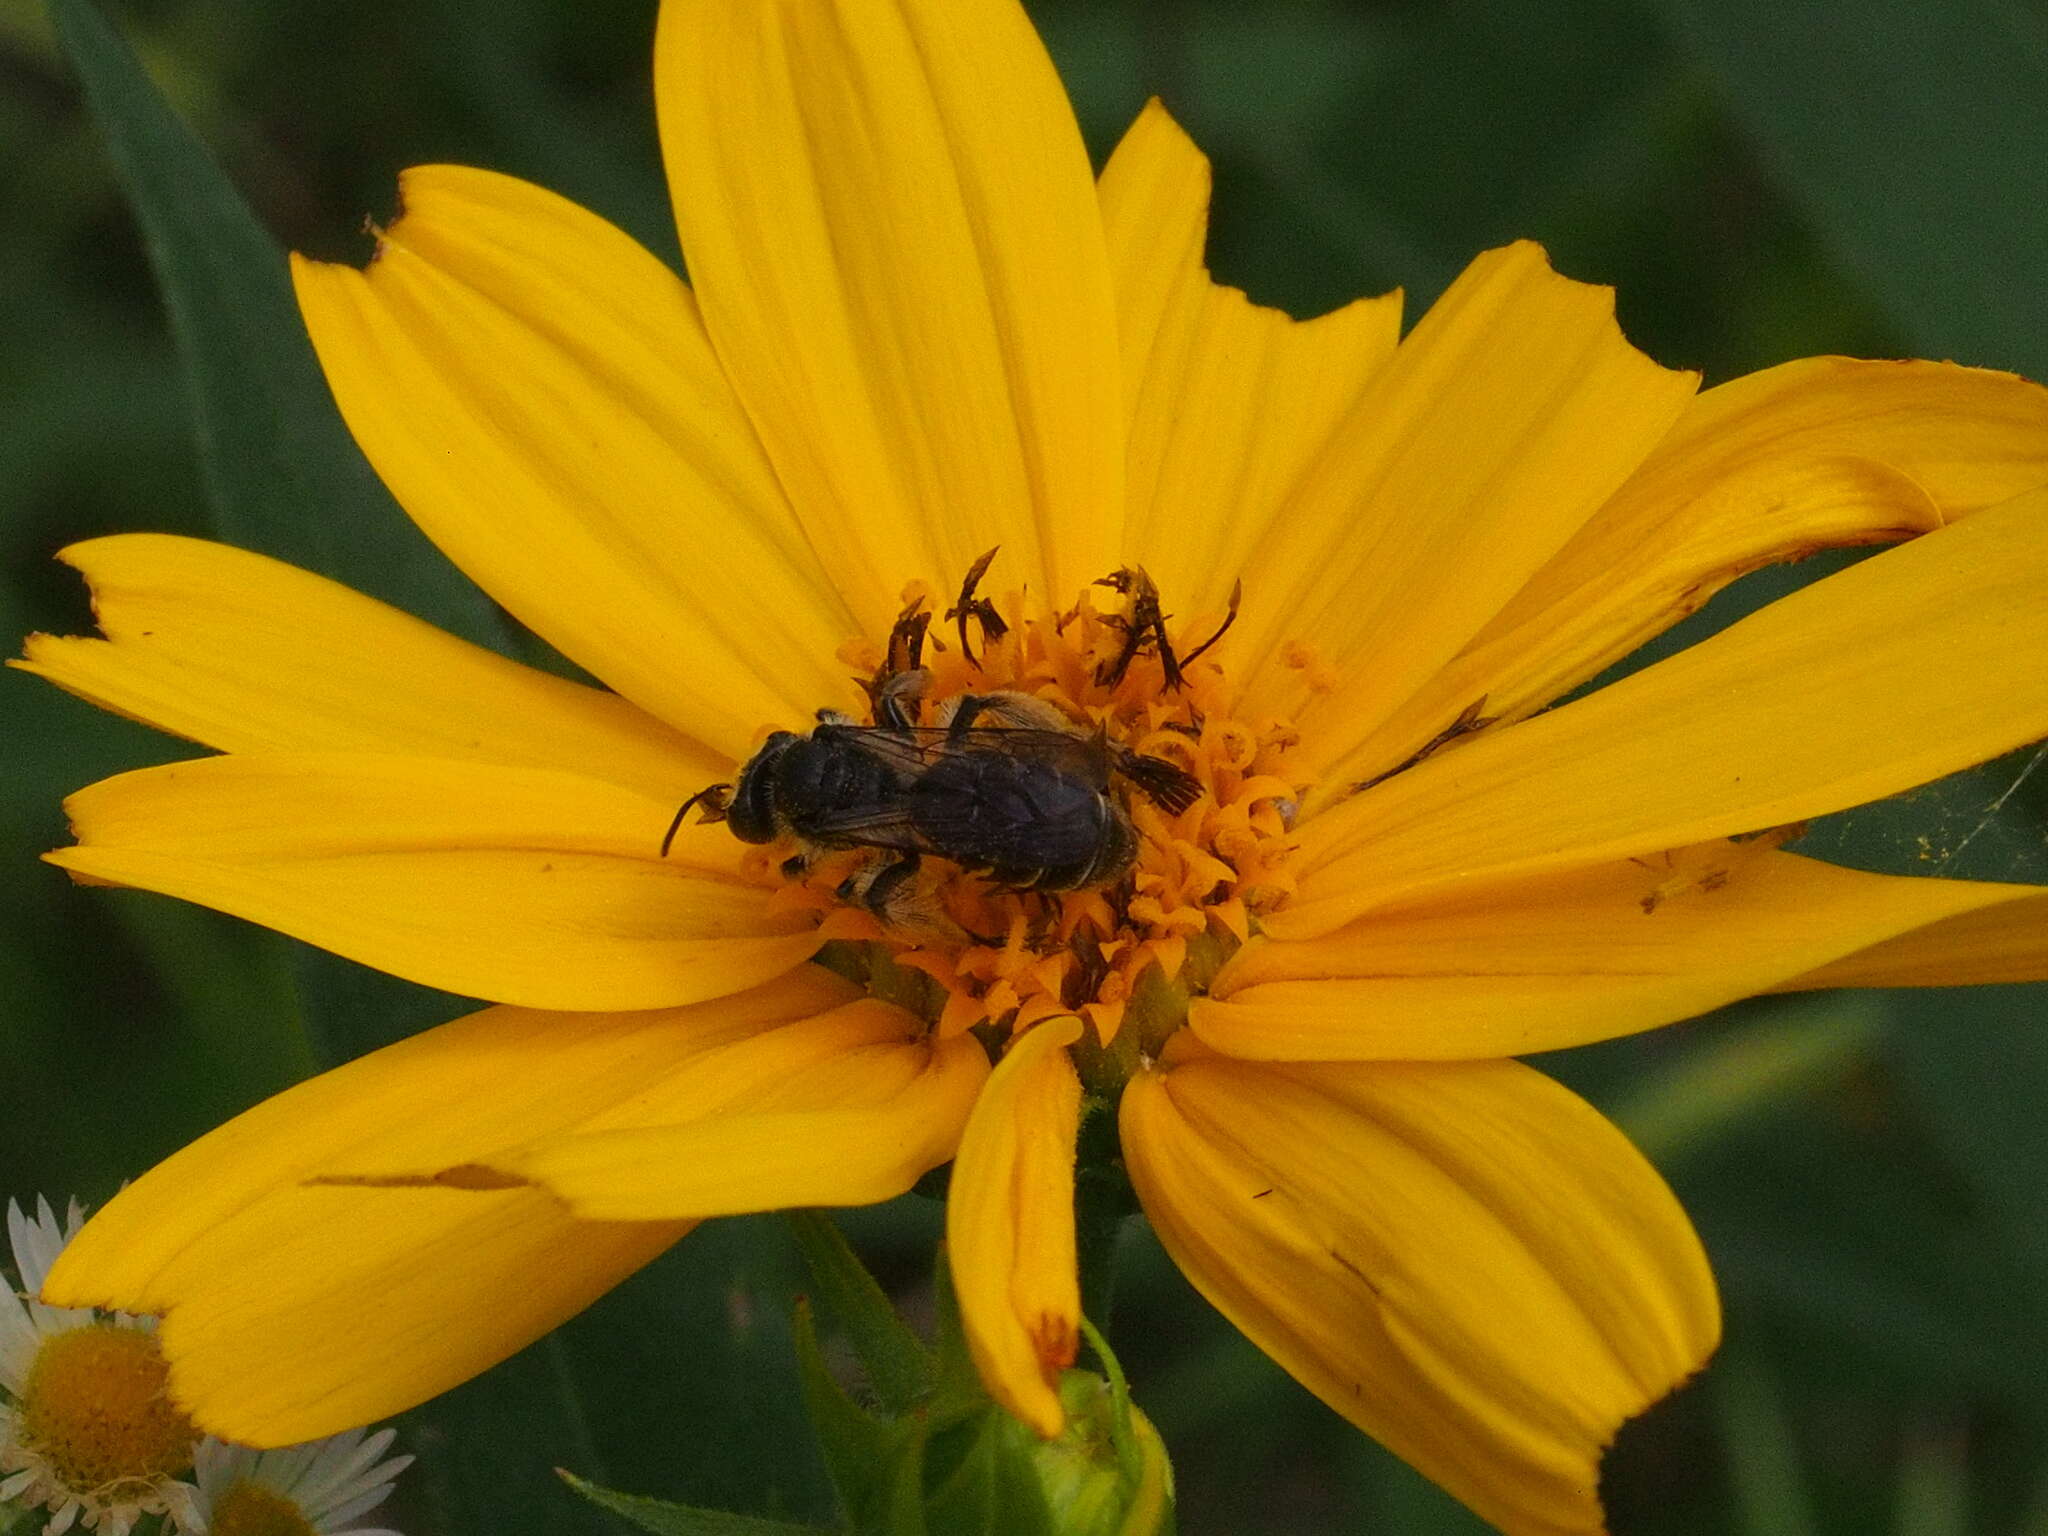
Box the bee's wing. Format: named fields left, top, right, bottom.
left=821, top=723, right=1107, bottom=777
left=796, top=801, right=942, bottom=856
left=811, top=724, right=948, bottom=779
left=953, top=727, right=1115, bottom=784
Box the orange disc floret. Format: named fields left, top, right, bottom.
left=755, top=561, right=1305, bottom=1055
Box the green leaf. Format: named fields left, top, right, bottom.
left=1611, top=994, right=1887, bottom=1163
left=559, top=1470, right=837, bottom=1536
left=793, top=1298, right=928, bottom=1536
left=46, top=0, right=517, bottom=1079
left=1892, top=1426, right=1972, bottom=1536
left=786, top=1209, right=932, bottom=1417
left=1656, top=0, right=2048, bottom=375
left=394, top=1220, right=832, bottom=1536
left=925, top=1246, right=989, bottom=1427
left=1711, top=1347, right=1824, bottom=1536
left=45, top=0, right=504, bottom=645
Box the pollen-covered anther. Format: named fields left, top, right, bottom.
left=17, top=1322, right=198, bottom=1500
left=776, top=562, right=1306, bottom=1052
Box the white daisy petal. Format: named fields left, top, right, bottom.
left=181, top=1425, right=413, bottom=1536
left=0, top=1284, right=36, bottom=1394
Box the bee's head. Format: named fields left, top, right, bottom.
left=726, top=731, right=801, bottom=843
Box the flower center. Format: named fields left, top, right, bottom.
left=755, top=558, right=1303, bottom=1071
left=18, top=1322, right=197, bottom=1500
left=210, top=1477, right=319, bottom=1536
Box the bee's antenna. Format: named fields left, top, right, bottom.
left=660, top=783, right=731, bottom=857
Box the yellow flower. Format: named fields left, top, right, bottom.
left=18, top=0, right=2048, bottom=1531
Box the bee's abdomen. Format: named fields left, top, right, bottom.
left=909, top=751, right=1132, bottom=890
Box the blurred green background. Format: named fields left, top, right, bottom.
left=5, top=0, right=2048, bottom=1532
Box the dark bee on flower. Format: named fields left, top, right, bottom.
left=666, top=687, right=1202, bottom=900
left=662, top=549, right=1205, bottom=935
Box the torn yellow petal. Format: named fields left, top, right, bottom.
left=50, top=752, right=819, bottom=1010
left=293, top=164, right=857, bottom=760
left=14, top=533, right=721, bottom=799
left=41, top=969, right=860, bottom=1442
left=1225, top=241, right=1697, bottom=759
left=1282, top=484, right=2048, bottom=939
left=1340, top=357, right=2048, bottom=794
left=466, top=1024, right=990, bottom=1219
left=1196, top=848, right=2048, bottom=1061
left=1098, top=100, right=1401, bottom=618
left=1122, top=1046, right=1717, bottom=1536
left=657, top=0, right=1123, bottom=610
left=947, top=1016, right=1083, bottom=1438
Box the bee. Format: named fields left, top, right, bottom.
left=666, top=687, right=1201, bottom=925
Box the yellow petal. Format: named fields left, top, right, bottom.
left=1122, top=1046, right=1717, bottom=1536
left=1098, top=101, right=1401, bottom=618
left=1197, top=848, right=2048, bottom=1061
left=946, top=1016, right=1083, bottom=1438
left=1282, top=484, right=2048, bottom=940
left=657, top=0, right=1123, bottom=610
left=1224, top=242, right=1697, bottom=760
left=41, top=968, right=861, bottom=1442
left=293, top=165, right=858, bottom=761
left=1778, top=887, right=2048, bottom=990
left=468, top=1024, right=991, bottom=1219
left=1341, top=357, right=2048, bottom=794
left=14, top=533, right=720, bottom=799
left=50, top=752, right=819, bottom=1010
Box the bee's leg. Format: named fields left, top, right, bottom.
left=937, top=690, right=1071, bottom=738
left=944, top=693, right=991, bottom=736
left=1024, top=890, right=1061, bottom=946
left=844, top=855, right=1004, bottom=947
left=781, top=852, right=815, bottom=880
left=839, top=852, right=916, bottom=913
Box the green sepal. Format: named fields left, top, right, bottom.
left=793, top=1297, right=930, bottom=1536
left=787, top=1210, right=933, bottom=1416
left=45, top=0, right=504, bottom=647
left=920, top=1405, right=1058, bottom=1536
left=922, top=1251, right=1172, bottom=1536
left=558, top=1470, right=837, bottom=1536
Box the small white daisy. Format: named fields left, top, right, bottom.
left=175, top=1427, right=413, bottom=1536
left=1, top=1195, right=201, bottom=1536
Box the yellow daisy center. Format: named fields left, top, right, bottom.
left=757, top=563, right=1303, bottom=1074
left=209, top=1477, right=319, bottom=1536
left=18, top=1322, right=197, bottom=1500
